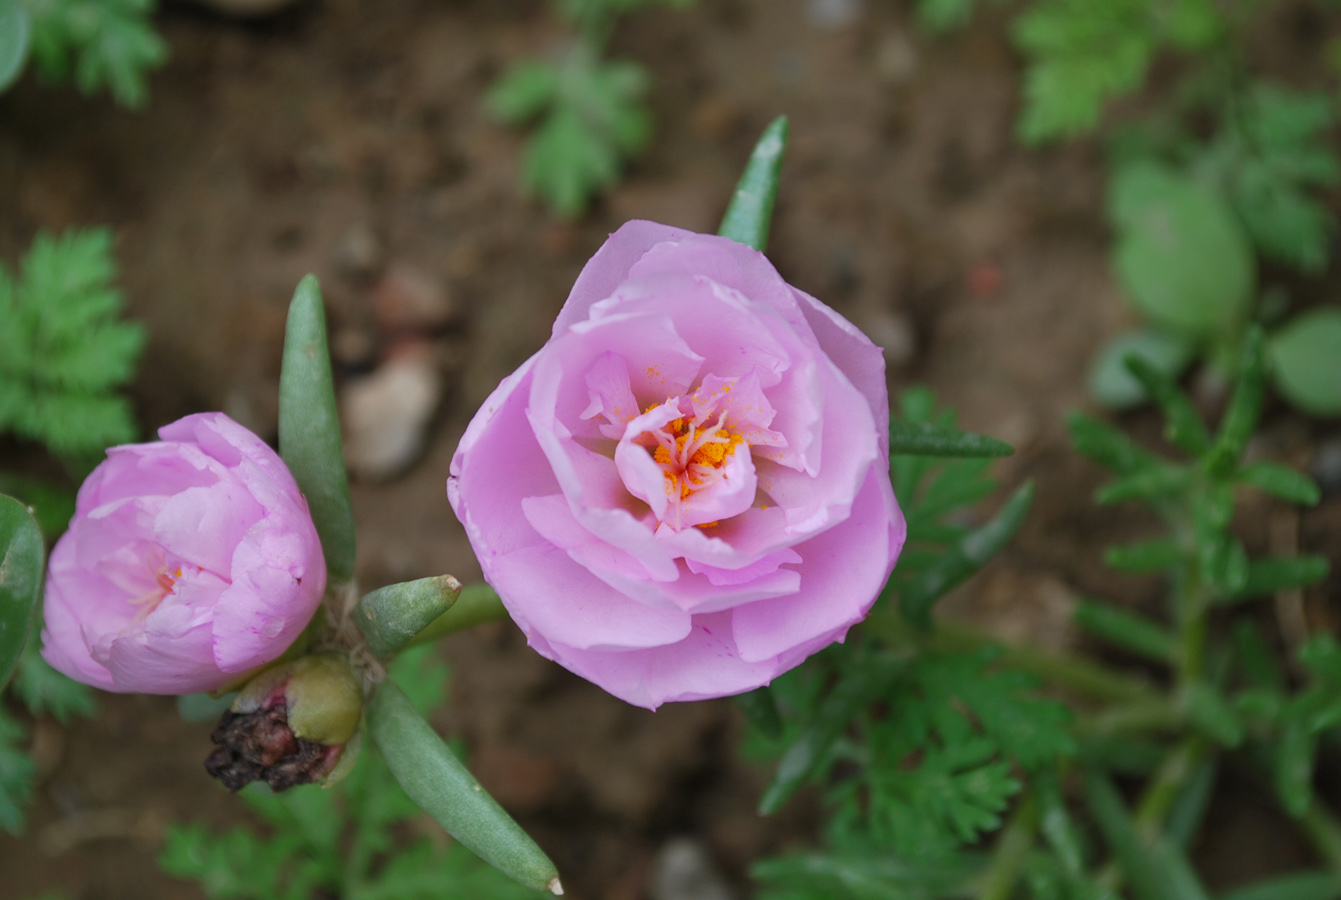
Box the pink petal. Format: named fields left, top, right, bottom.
left=551, top=221, right=695, bottom=335
left=732, top=465, right=904, bottom=663
left=154, top=482, right=263, bottom=577
left=101, top=603, right=220, bottom=694
left=489, top=540, right=692, bottom=651
left=792, top=289, right=890, bottom=447
left=537, top=612, right=788, bottom=710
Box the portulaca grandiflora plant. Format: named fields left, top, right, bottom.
left=2, top=120, right=1335, bottom=899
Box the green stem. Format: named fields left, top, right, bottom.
left=979, top=795, right=1038, bottom=900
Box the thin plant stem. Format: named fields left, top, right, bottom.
left=979, top=794, right=1038, bottom=900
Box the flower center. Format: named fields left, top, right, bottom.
left=128, top=561, right=180, bottom=622
left=647, top=409, right=745, bottom=502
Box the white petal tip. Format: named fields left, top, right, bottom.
left=548, top=876, right=564, bottom=895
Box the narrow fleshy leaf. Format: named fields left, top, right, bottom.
left=0, top=494, right=43, bottom=688
left=1104, top=539, right=1185, bottom=574
left=1225, top=556, right=1330, bottom=603
left=367, top=679, right=562, bottom=894
left=356, top=575, right=463, bottom=657
left=888, top=420, right=1014, bottom=458
left=758, top=655, right=905, bottom=815
left=1236, top=461, right=1321, bottom=506
left=1165, top=758, right=1217, bottom=849
left=1068, top=412, right=1157, bottom=475
left=279, top=275, right=356, bottom=583
left=1123, top=355, right=1210, bottom=455
left=1205, top=327, right=1266, bottom=477
left=1034, top=770, right=1087, bottom=876
left=1073, top=600, right=1177, bottom=663
left=718, top=116, right=788, bottom=252
left=406, top=583, right=510, bottom=647
left=1185, top=683, right=1244, bottom=747
left=899, top=481, right=1034, bottom=628
left=0, top=0, right=29, bottom=92
left=1084, top=769, right=1212, bottom=900
left=1089, top=329, right=1195, bottom=412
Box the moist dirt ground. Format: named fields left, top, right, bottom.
left=2, top=1, right=1339, bottom=898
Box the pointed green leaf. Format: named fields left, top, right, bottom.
left=1276, top=721, right=1316, bottom=818
left=718, top=116, right=788, bottom=252
left=1165, top=757, right=1217, bottom=849
left=736, top=686, right=783, bottom=741
left=1104, top=539, right=1185, bottom=574
left=1268, top=308, right=1341, bottom=418
left=0, top=494, right=43, bottom=688
left=356, top=575, right=463, bottom=657
left=1089, top=329, right=1196, bottom=412
left=1123, top=353, right=1210, bottom=455
left=1074, top=599, right=1177, bottom=663
left=1068, top=412, right=1157, bottom=475
left=1236, top=461, right=1321, bottom=506
left=1096, top=465, right=1193, bottom=505
left=899, top=480, right=1034, bottom=628
left=1186, top=682, right=1244, bottom=747
left=0, top=0, right=29, bottom=92
left=279, top=275, right=356, bottom=583
left=406, top=583, right=510, bottom=648
left=367, top=680, right=561, bottom=894
left=1225, top=555, right=1330, bottom=602
left=1205, top=328, right=1266, bottom=476
left=889, top=420, right=1014, bottom=458
left=1083, top=769, right=1212, bottom=900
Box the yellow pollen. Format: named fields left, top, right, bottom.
left=691, top=432, right=744, bottom=468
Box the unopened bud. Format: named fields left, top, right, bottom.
left=205, top=654, right=363, bottom=792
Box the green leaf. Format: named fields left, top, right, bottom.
left=12, top=641, right=95, bottom=723
left=1104, top=539, right=1184, bottom=574
left=486, top=61, right=560, bottom=123
left=0, top=495, right=43, bottom=688
left=1083, top=769, right=1212, bottom=900
left=0, top=228, right=144, bottom=458
left=1205, top=328, right=1266, bottom=476
left=1089, top=329, right=1197, bottom=412
left=405, top=583, right=510, bottom=649
left=1095, top=464, right=1191, bottom=505
left=753, top=849, right=984, bottom=900
left=1268, top=308, right=1341, bottom=418
left=1013, top=0, right=1156, bottom=143
left=508, top=48, right=651, bottom=218
left=1185, top=682, right=1244, bottom=747
left=888, top=420, right=1014, bottom=459
left=24, top=0, right=166, bottom=108
left=1216, top=871, right=1341, bottom=900
left=1275, top=721, right=1315, bottom=818
left=356, top=575, right=462, bottom=657
left=1236, top=461, right=1321, bottom=506
left=899, top=481, right=1034, bottom=628
left=736, top=686, right=783, bottom=741
left=279, top=275, right=356, bottom=584
left=366, top=680, right=561, bottom=894
left=758, top=654, right=905, bottom=815
left=1068, top=412, right=1157, bottom=475
left=1216, top=84, right=1340, bottom=274
left=1074, top=599, right=1177, bottom=663
left=0, top=705, right=35, bottom=834
left=1227, top=555, right=1330, bottom=601
left=0, top=0, right=30, bottom=91
left=1165, top=757, right=1217, bottom=848
left=1125, top=354, right=1210, bottom=455
left=1109, top=163, right=1255, bottom=339
left=718, top=116, right=788, bottom=253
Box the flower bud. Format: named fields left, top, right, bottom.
left=205, top=653, right=363, bottom=791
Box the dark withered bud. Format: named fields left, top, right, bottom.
left=205, top=654, right=363, bottom=792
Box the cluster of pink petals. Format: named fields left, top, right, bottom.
left=42, top=413, right=326, bottom=694
left=449, top=222, right=905, bottom=709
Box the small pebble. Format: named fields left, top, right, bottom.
left=808, top=0, right=862, bottom=29
left=650, top=837, right=736, bottom=900
left=341, top=345, right=443, bottom=480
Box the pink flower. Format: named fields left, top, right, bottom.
left=42, top=413, right=327, bottom=694
left=449, top=222, right=905, bottom=709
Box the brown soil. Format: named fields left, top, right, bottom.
left=2, top=1, right=1338, bottom=898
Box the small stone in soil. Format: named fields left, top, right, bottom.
left=649, top=837, right=736, bottom=900
left=341, top=345, right=443, bottom=480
